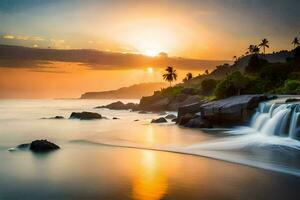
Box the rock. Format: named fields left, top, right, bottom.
left=177, top=113, right=196, bottom=125
left=184, top=117, right=212, bottom=128
left=167, top=95, right=202, bottom=111
left=151, top=117, right=168, bottom=123
left=52, top=116, right=64, bottom=119
left=139, top=95, right=170, bottom=111
left=165, top=114, right=177, bottom=119
left=95, top=101, right=138, bottom=110
left=177, top=102, right=204, bottom=120
left=113, top=117, right=119, bottom=120
left=17, top=143, right=30, bottom=149
left=200, top=95, right=271, bottom=125
left=286, top=98, right=300, bottom=103
left=41, top=116, right=64, bottom=119
left=29, top=140, right=60, bottom=152
left=69, top=112, right=102, bottom=120
left=159, top=112, right=167, bottom=115
left=134, top=119, right=139, bottom=121
left=171, top=118, right=177, bottom=122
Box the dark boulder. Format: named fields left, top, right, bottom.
left=177, top=113, right=196, bottom=125
left=200, top=95, right=271, bottom=125
left=41, top=116, right=64, bottom=120
left=17, top=143, right=30, bottom=149
left=177, top=95, right=272, bottom=127
left=139, top=95, right=170, bottom=111
left=29, top=140, right=60, bottom=152
left=171, top=118, right=177, bottom=122
left=165, top=114, right=177, bottom=119
left=69, top=112, right=102, bottom=120
left=113, top=117, right=120, bottom=120
left=184, top=117, right=212, bottom=128
left=95, top=101, right=139, bottom=110
left=151, top=117, right=168, bottom=123
left=286, top=98, right=300, bottom=103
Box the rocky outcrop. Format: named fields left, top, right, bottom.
left=29, top=140, right=60, bottom=152
left=165, top=114, right=177, bottom=119
left=139, top=91, right=201, bottom=111
left=177, top=95, right=274, bottom=128
left=95, top=101, right=138, bottom=110
left=69, top=112, right=102, bottom=120
left=151, top=117, right=168, bottom=123
left=41, top=116, right=64, bottom=119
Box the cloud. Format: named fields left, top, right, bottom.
left=2, top=34, right=44, bottom=42
left=3, top=35, right=14, bottom=39
left=0, top=44, right=229, bottom=71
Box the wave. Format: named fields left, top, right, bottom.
left=69, top=136, right=300, bottom=177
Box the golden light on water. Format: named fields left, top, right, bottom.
left=132, top=150, right=168, bottom=200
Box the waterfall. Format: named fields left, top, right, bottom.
left=250, top=102, right=300, bottom=139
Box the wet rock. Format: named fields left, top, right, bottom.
left=17, top=143, right=30, bottom=149
left=184, top=117, right=212, bottom=128
left=69, top=112, right=102, bottom=120
left=29, top=140, right=60, bottom=152
left=134, top=119, right=139, bottom=121
left=200, top=95, right=271, bottom=125
left=113, top=117, right=119, bottom=120
left=177, top=113, right=196, bottom=125
left=95, top=101, right=138, bottom=110
left=51, top=116, right=64, bottom=119
left=165, top=114, right=177, bottom=119
left=41, top=116, right=64, bottom=119
left=286, top=98, right=300, bottom=103
left=139, top=95, right=170, bottom=111
left=171, top=118, right=177, bottom=122
left=151, top=117, right=168, bottom=123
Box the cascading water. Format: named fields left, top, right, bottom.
left=250, top=102, right=300, bottom=139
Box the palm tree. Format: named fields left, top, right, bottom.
left=183, top=72, right=193, bottom=82
left=292, top=37, right=300, bottom=48
left=248, top=45, right=260, bottom=54
left=259, top=38, right=269, bottom=54
left=163, top=66, right=177, bottom=86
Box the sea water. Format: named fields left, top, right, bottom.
left=0, top=99, right=299, bottom=199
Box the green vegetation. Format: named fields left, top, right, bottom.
left=155, top=38, right=300, bottom=101
left=201, top=78, right=218, bottom=95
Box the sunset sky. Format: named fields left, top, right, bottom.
left=0, top=0, right=300, bottom=98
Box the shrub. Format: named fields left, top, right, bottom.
left=214, top=71, right=250, bottom=99
left=277, top=79, right=300, bottom=94
left=245, top=54, right=269, bottom=73
left=201, top=78, right=217, bottom=95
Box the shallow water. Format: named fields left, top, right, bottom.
left=0, top=99, right=299, bottom=199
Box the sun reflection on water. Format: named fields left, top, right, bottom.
left=132, top=150, right=168, bottom=200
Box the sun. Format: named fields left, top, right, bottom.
left=143, top=49, right=159, bottom=57
left=147, top=67, right=154, bottom=73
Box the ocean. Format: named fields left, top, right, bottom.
left=0, top=99, right=299, bottom=200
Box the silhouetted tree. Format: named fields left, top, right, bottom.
left=292, top=37, right=300, bottom=48
left=259, top=38, right=269, bottom=54
left=182, top=72, right=193, bottom=82
left=248, top=45, right=260, bottom=54
left=163, top=66, right=177, bottom=86
left=245, top=54, right=269, bottom=73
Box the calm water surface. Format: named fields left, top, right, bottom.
left=0, top=99, right=299, bottom=200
